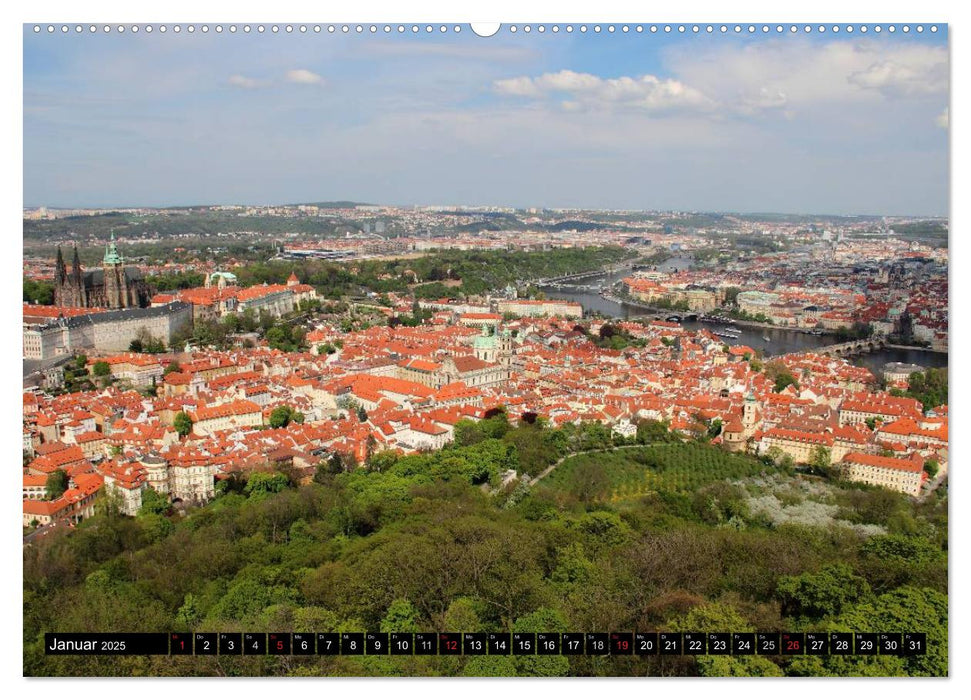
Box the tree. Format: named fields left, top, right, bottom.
left=175, top=593, right=200, bottom=630
left=326, top=453, right=347, bottom=474
left=923, top=459, right=940, bottom=479
left=765, top=360, right=798, bottom=393
left=23, top=277, right=54, bottom=305
left=138, top=487, right=170, bottom=517
left=809, top=445, right=832, bottom=477
left=132, top=327, right=166, bottom=353
left=266, top=325, right=295, bottom=351
left=140, top=513, right=174, bottom=542
left=777, top=563, right=871, bottom=618
left=454, top=419, right=485, bottom=447
left=313, top=461, right=332, bottom=484
left=904, top=368, right=948, bottom=412
left=45, top=469, right=69, bottom=500
left=443, top=598, right=484, bottom=633
left=163, top=360, right=182, bottom=375
left=244, top=471, right=290, bottom=497
left=598, top=323, right=618, bottom=339
left=364, top=434, right=378, bottom=464
left=356, top=405, right=369, bottom=423
left=380, top=599, right=421, bottom=633
left=636, top=418, right=673, bottom=445
left=174, top=411, right=193, bottom=438
left=270, top=406, right=297, bottom=429
left=364, top=450, right=397, bottom=475
left=91, top=361, right=111, bottom=378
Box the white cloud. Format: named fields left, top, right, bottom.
left=228, top=75, right=261, bottom=89
left=848, top=59, right=948, bottom=97
left=936, top=108, right=949, bottom=129
left=668, top=39, right=948, bottom=107
left=493, top=75, right=539, bottom=97
left=534, top=70, right=603, bottom=93
left=286, top=69, right=324, bottom=85
left=738, top=87, right=789, bottom=114
left=494, top=69, right=714, bottom=115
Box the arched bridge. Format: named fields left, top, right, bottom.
left=814, top=337, right=886, bottom=357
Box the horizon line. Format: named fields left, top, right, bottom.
left=22, top=203, right=950, bottom=220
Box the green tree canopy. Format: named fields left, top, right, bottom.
left=244, top=471, right=291, bottom=497
left=173, top=411, right=193, bottom=438
left=45, top=469, right=69, bottom=500
left=269, top=405, right=301, bottom=429
left=777, top=563, right=871, bottom=619
left=91, top=361, right=111, bottom=377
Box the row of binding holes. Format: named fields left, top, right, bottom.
left=33, top=25, right=464, bottom=34
left=509, top=24, right=937, bottom=33
left=33, top=24, right=940, bottom=34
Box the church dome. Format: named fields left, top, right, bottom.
left=473, top=334, right=497, bottom=350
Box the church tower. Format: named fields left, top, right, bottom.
left=55, top=246, right=66, bottom=286
left=70, top=246, right=87, bottom=307
left=498, top=328, right=514, bottom=367
left=103, top=231, right=128, bottom=309
left=52, top=247, right=67, bottom=306
left=742, top=391, right=760, bottom=432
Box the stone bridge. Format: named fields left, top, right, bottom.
left=813, top=337, right=886, bottom=357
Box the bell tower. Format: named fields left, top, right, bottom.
left=103, top=231, right=127, bottom=308
left=53, top=247, right=68, bottom=306
left=742, top=391, right=760, bottom=431
left=71, top=246, right=87, bottom=307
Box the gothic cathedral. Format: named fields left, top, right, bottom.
left=53, top=233, right=151, bottom=310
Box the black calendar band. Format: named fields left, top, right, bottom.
left=44, top=631, right=927, bottom=656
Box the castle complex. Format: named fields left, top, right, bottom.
left=53, top=233, right=151, bottom=310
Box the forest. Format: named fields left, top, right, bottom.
left=23, top=416, right=947, bottom=677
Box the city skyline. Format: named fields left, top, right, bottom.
left=25, top=26, right=949, bottom=215
left=21, top=202, right=952, bottom=220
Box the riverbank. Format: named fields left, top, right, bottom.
left=613, top=296, right=812, bottom=334
left=885, top=343, right=948, bottom=355
left=540, top=268, right=947, bottom=370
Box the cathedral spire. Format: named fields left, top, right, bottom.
left=71, top=245, right=83, bottom=282
left=55, top=246, right=66, bottom=283
left=104, top=230, right=123, bottom=265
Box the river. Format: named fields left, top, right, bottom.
left=540, top=257, right=947, bottom=375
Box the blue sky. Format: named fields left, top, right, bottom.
left=23, top=25, right=949, bottom=215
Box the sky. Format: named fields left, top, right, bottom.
left=23, top=24, right=949, bottom=215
